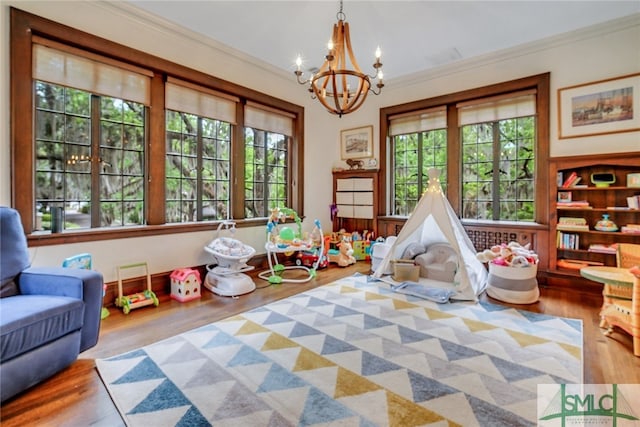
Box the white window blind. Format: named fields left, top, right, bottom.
left=457, top=90, right=536, bottom=126
left=389, top=106, right=447, bottom=136
left=33, top=42, right=151, bottom=105
left=165, top=78, right=238, bottom=124
left=245, top=102, right=294, bottom=136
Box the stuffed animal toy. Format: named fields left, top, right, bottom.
left=328, top=240, right=357, bottom=267
left=476, top=241, right=538, bottom=267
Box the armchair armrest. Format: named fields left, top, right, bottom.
left=18, top=267, right=103, bottom=352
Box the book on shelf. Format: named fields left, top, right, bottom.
left=557, top=224, right=589, bottom=231
left=556, top=231, right=580, bottom=249
left=627, top=195, right=640, bottom=209
left=561, top=171, right=578, bottom=188
left=557, top=217, right=589, bottom=231
left=557, top=200, right=590, bottom=208
left=621, top=224, right=640, bottom=234
left=587, top=243, right=617, bottom=254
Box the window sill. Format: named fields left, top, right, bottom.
left=27, top=219, right=270, bottom=247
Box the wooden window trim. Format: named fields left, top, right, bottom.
left=378, top=73, right=550, bottom=225
left=10, top=8, right=304, bottom=246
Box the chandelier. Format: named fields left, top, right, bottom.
left=295, top=0, right=384, bottom=117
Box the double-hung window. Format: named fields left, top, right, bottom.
left=389, top=107, right=448, bottom=215
left=33, top=41, right=150, bottom=230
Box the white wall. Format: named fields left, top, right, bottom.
left=1, top=2, right=638, bottom=281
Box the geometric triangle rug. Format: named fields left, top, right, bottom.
left=96, top=273, right=583, bottom=426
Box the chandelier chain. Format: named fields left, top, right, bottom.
left=337, top=0, right=345, bottom=21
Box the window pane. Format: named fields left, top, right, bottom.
left=461, top=115, right=535, bottom=221
left=165, top=110, right=231, bottom=223
left=34, top=81, right=147, bottom=232
left=392, top=129, right=446, bottom=215
left=245, top=128, right=289, bottom=218
left=99, top=96, right=145, bottom=228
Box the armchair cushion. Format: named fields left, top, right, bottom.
left=0, top=296, right=84, bottom=361
left=19, top=267, right=103, bottom=352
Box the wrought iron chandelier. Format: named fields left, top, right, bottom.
left=295, top=0, right=384, bottom=117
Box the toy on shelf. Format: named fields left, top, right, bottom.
left=259, top=208, right=325, bottom=284
left=62, top=253, right=109, bottom=320
left=170, top=268, right=201, bottom=302
left=115, top=261, right=159, bottom=314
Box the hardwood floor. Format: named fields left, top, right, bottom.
left=2, top=263, right=639, bottom=426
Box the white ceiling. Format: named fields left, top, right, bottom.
left=126, top=1, right=640, bottom=81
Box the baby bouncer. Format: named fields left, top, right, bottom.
left=204, top=221, right=256, bottom=296
left=258, top=208, right=325, bottom=284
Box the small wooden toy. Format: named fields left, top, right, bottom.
left=115, top=262, right=159, bottom=314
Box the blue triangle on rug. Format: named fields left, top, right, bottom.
left=227, top=345, right=271, bottom=367
left=300, top=388, right=357, bottom=425
left=129, top=378, right=195, bottom=415
left=114, top=355, right=165, bottom=383
left=257, top=363, right=308, bottom=392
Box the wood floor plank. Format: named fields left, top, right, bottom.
left=2, top=263, right=639, bottom=426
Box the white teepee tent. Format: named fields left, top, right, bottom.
left=372, top=168, right=488, bottom=301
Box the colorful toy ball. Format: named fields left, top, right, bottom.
left=279, top=226, right=295, bottom=242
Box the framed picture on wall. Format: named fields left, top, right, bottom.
left=340, top=125, right=373, bottom=159
left=558, top=73, right=640, bottom=139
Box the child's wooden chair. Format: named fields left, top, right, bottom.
left=601, top=266, right=640, bottom=357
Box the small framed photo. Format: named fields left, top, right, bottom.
left=340, top=125, right=373, bottom=160
left=558, top=73, right=640, bottom=139
left=558, top=191, right=572, bottom=202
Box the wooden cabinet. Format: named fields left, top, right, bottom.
left=332, top=170, right=378, bottom=236
left=549, top=152, right=640, bottom=280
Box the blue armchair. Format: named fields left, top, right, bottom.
left=0, top=207, right=103, bottom=402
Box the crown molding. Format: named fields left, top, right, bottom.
left=389, top=13, right=640, bottom=88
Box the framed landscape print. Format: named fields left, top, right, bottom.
left=558, top=73, right=640, bottom=139
left=340, top=125, right=373, bottom=159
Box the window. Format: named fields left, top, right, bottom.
left=459, top=92, right=536, bottom=221
left=389, top=108, right=447, bottom=216
left=164, top=80, right=236, bottom=223
left=379, top=74, right=549, bottom=225
left=166, top=112, right=231, bottom=222
left=244, top=129, right=288, bottom=218
left=11, top=9, right=304, bottom=242
left=244, top=103, right=293, bottom=218
left=32, top=40, right=150, bottom=231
